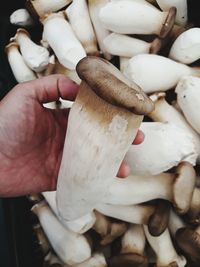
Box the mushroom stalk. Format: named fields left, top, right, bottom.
left=10, top=9, right=35, bottom=27
left=42, top=191, right=96, bottom=234
left=175, top=76, right=200, bottom=134
left=169, top=28, right=200, bottom=64
left=103, top=161, right=196, bottom=214
left=124, top=122, right=197, bottom=175
left=119, top=57, right=130, bottom=73
left=108, top=224, right=148, bottom=267
left=103, top=33, right=161, bottom=57
left=13, top=28, right=50, bottom=72
left=33, top=223, right=51, bottom=256
left=69, top=253, right=107, bottom=267
left=123, top=54, right=200, bottom=94
left=149, top=92, right=200, bottom=162
left=26, top=0, right=72, bottom=19
left=92, top=211, right=127, bottom=246
left=5, top=42, right=37, bottom=83
left=168, top=209, right=186, bottom=237
left=156, top=0, right=187, bottom=26
left=144, top=226, right=186, bottom=267
left=88, top=0, right=112, bottom=60
left=65, top=0, right=99, bottom=56
left=99, top=0, right=176, bottom=38
left=185, top=187, right=200, bottom=225
left=32, top=201, right=91, bottom=265
left=56, top=56, right=154, bottom=221
left=42, top=12, right=86, bottom=70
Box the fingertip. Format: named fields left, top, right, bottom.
left=58, top=76, right=79, bottom=101
left=132, top=130, right=145, bottom=145
left=117, top=163, right=131, bottom=178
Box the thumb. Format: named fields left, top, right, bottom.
left=20, top=74, right=79, bottom=104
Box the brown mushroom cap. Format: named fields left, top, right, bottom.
left=148, top=200, right=171, bottom=236
left=76, top=56, right=154, bottom=115
left=173, top=162, right=196, bottom=214
left=176, top=227, right=200, bottom=264
left=159, top=7, right=177, bottom=39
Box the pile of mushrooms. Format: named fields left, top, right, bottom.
left=5, top=0, right=200, bottom=267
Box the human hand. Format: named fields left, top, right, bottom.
left=0, top=75, right=144, bottom=197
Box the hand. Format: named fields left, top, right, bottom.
left=0, top=75, right=144, bottom=197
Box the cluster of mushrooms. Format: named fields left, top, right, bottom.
left=5, top=0, right=200, bottom=267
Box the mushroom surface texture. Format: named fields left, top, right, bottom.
left=56, top=56, right=154, bottom=222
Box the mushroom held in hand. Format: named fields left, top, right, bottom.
left=56, top=56, right=154, bottom=223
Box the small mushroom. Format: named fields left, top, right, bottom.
left=12, top=28, right=50, bottom=72
left=169, top=28, right=200, bottom=64
left=156, top=0, right=188, bottom=26
left=65, top=0, right=99, bottom=56
left=42, top=191, right=96, bottom=234
left=5, top=42, right=37, bottom=83
left=149, top=92, right=200, bottom=162
left=108, top=224, right=148, bottom=267
left=88, top=0, right=112, bottom=60
left=56, top=56, right=154, bottom=222
left=103, top=33, right=161, bottom=57
left=42, top=12, right=86, bottom=70
left=175, top=75, right=200, bottom=134
left=26, top=0, right=72, bottom=19
left=123, top=54, right=200, bottom=94
left=124, top=122, right=197, bottom=175
left=31, top=200, right=91, bottom=265
left=92, top=210, right=128, bottom=246
left=99, top=0, right=176, bottom=38
left=144, top=226, right=186, bottom=267
left=10, top=8, right=35, bottom=27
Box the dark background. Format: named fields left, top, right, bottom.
left=0, top=1, right=200, bottom=267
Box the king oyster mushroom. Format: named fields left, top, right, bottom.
left=56, top=56, right=154, bottom=222
left=10, top=8, right=35, bottom=27
left=123, top=54, right=200, bottom=94
left=175, top=75, right=200, bottom=134
left=26, top=0, right=72, bottom=19
left=156, top=0, right=188, bottom=26
left=65, top=0, right=99, bottom=56
left=42, top=12, right=86, bottom=70
left=169, top=28, right=200, bottom=64
left=5, top=42, right=37, bottom=83
left=99, top=0, right=176, bottom=38
left=124, top=122, right=197, bottom=175
left=12, top=28, right=50, bottom=72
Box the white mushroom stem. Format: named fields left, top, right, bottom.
left=103, top=33, right=161, bottom=57
left=13, top=28, right=50, bottom=72
left=33, top=223, right=51, bottom=256
left=124, top=122, right=197, bottom=175
left=65, top=0, right=99, bottom=55
left=149, top=92, right=200, bottom=162
left=42, top=191, right=96, bottom=234
left=88, top=0, right=112, bottom=60
left=10, top=9, right=35, bottom=27
left=42, top=12, right=86, bottom=70
left=99, top=0, right=176, bottom=38
left=156, top=0, right=187, bottom=26
left=169, top=28, right=200, bottom=64
left=56, top=56, right=154, bottom=221
left=175, top=75, right=200, bottom=134
left=119, top=57, right=130, bottom=73
left=143, top=226, right=186, bottom=267
left=168, top=210, right=186, bottom=237
left=32, top=201, right=91, bottom=265
left=95, top=203, right=155, bottom=225
left=92, top=211, right=127, bottom=245
left=5, top=42, right=37, bottom=83
left=103, top=161, right=196, bottom=214
left=123, top=54, right=200, bottom=94
left=26, top=0, right=72, bottom=19
left=121, top=224, right=146, bottom=255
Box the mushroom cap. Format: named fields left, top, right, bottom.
left=76, top=56, right=154, bottom=115
left=176, top=227, right=200, bottom=263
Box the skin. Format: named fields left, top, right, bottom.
left=0, top=74, right=144, bottom=197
